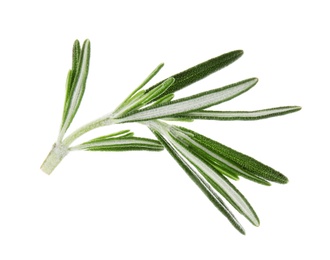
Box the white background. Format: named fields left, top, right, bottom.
left=0, top=1, right=329, bottom=259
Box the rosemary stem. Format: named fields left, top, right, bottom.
left=41, top=114, right=114, bottom=174
left=62, top=114, right=114, bottom=146
left=40, top=142, right=69, bottom=175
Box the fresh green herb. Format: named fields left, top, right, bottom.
left=41, top=39, right=300, bottom=234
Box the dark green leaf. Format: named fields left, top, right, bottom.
left=179, top=127, right=288, bottom=184
left=61, top=40, right=82, bottom=130
left=146, top=50, right=244, bottom=98
left=72, top=40, right=81, bottom=77
left=172, top=128, right=271, bottom=186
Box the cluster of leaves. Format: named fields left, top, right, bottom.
left=50, top=40, right=164, bottom=152
left=41, top=39, right=300, bottom=234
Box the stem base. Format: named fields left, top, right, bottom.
left=40, top=143, right=69, bottom=175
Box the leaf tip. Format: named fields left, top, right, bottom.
left=281, top=176, right=289, bottom=184
left=235, top=49, right=244, bottom=57
left=73, top=39, right=80, bottom=47
left=82, top=39, right=91, bottom=53
left=227, top=49, right=244, bottom=60
left=165, top=76, right=175, bottom=86
left=239, top=227, right=246, bottom=235
left=252, top=77, right=259, bottom=84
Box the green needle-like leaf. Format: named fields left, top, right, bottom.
left=173, top=106, right=301, bottom=121
left=72, top=40, right=81, bottom=79
left=116, top=78, right=258, bottom=123
left=179, top=127, right=288, bottom=184
left=146, top=50, right=244, bottom=98
left=141, top=77, right=175, bottom=105
left=113, top=63, right=164, bottom=115
left=59, top=39, right=91, bottom=141
left=190, top=145, right=271, bottom=186
left=150, top=93, right=175, bottom=106
left=126, top=63, right=164, bottom=101
left=171, top=127, right=271, bottom=185
left=87, top=130, right=134, bottom=142
left=173, top=133, right=240, bottom=181
left=112, top=78, right=175, bottom=118
left=70, top=136, right=163, bottom=152
left=62, top=70, right=74, bottom=127
left=118, top=90, right=146, bottom=113
left=184, top=141, right=241, bottom=181
left=151, top=130, right=246, bottom=235
left=168, top=131, right=260, bottom=226
left=61, top=41, right=82, bottom=130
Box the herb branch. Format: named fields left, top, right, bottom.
left=41, top=39, right=300, bottom=234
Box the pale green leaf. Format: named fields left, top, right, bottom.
left=173, top=106, right=301, bottom=121
left=70, top=136, right=163, bottom=152
left=112, top=63, right=164, bottom=115
left=151, top=130, right=246, bottom=234
left=116, top=78, right=258, bottom=123
left=141, top=77, right=175, bottom=104
left=150, top=93, right=175, bottom=106
left=87, top=130, right=133, bottom=142
left=148, top=121, right=259, bottom=227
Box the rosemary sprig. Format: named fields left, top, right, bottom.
left=40, top=40, right=165, bottom=174
left=41, top=39, right=300, bottom=234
